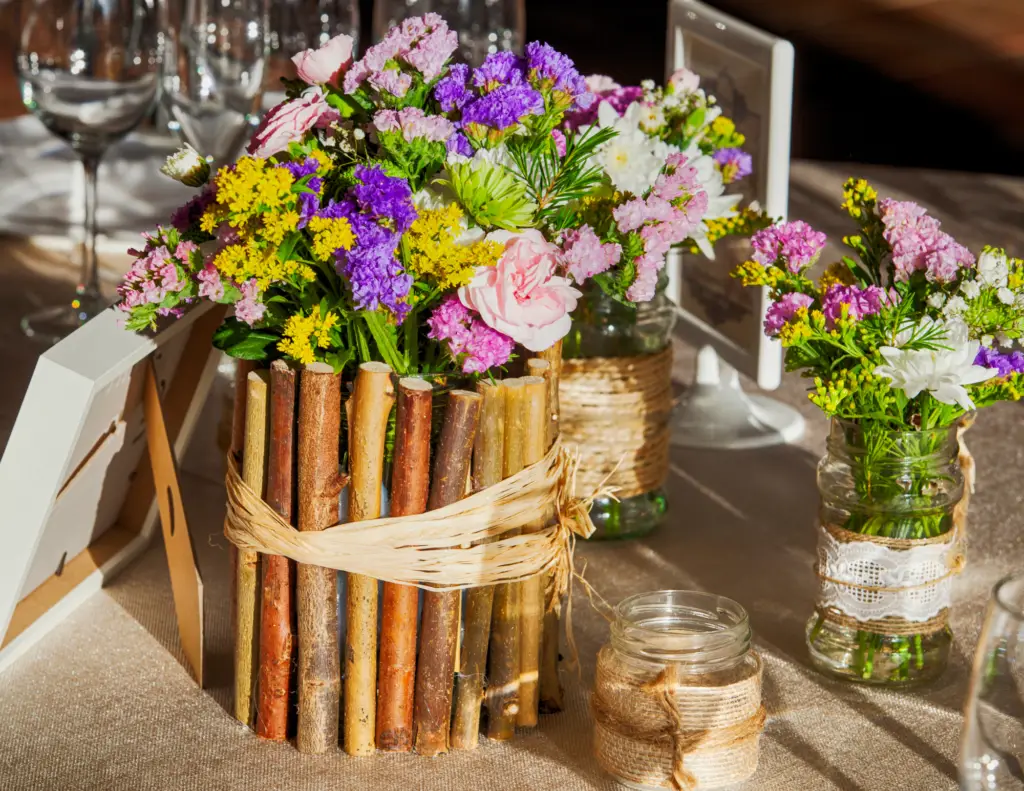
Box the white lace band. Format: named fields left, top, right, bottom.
left=816, top=524, right=962, bottom=624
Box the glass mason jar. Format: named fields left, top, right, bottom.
left=806, top=419, right=964, bottom=686
left=562, top=275, right=676, bottom=540
left=593, top=591, right=763, bottom=790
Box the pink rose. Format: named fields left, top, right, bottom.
left=291, top=33, right=354, bottom=86
left=458, top=229, right=581, bottom=352
left=248, top=88, right=337, bottom=159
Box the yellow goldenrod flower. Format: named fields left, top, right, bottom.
left=818, top=262, right=856, bottom=292
left=307, top=216, right=356, bottom=261
left=262, top=210, right=300, bottom=245
left=404, top=206, right=502, bottom=289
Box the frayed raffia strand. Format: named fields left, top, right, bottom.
left=592, top=647, right=765, bottom=790
left=225, top=440, right=609, bottom=594
left=560, top=348, right=673, bottom=499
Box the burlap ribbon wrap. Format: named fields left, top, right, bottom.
left=560, top=348, right=673, bottom=499
left=592, top=646, right=765, bottom=790
left=223, top=441, right=598, bottom=597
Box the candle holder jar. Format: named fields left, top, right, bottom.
left=593, top=591, right=765, bottom=790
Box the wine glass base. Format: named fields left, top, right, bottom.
left=21, top=295, right=109, bottom=345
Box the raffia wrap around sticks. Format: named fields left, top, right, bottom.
left=224, top=441, right=598, bottom=598
left=592, top=646, right=765, bottom=790
left=560, top=347, right=673, bottom=499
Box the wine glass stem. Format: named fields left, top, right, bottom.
left=78, top=153, right=101, bottom=301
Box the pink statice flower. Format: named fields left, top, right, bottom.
left=751, top=221, right=827, bottom=273
left=551, top=128, right=567, bottom=157
left=345, top=13, right=457, bottom=96
left=196, top=261, right=224, bottom=301
left=764, top=292, right=814, bottom=336
left=373, top=107, right=454, bottom=143
left=426, top=294, right=514, bottom=373
left=562, top=225, right=622, bottom=284
left=820, top=284, right=888, bottom=329
left=878, top=198, right=974, bottom=283
left=117, top=231, right=191, bottom=311
left=235, top=279, right=266, bottom=326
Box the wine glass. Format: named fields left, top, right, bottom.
left=17, top=0, right=162, bottom=343
left=372, top=0, right=524, bottom=66
left=162, top=0, right=269, bottom=167
left=961, top=571, right=1024, bottom=790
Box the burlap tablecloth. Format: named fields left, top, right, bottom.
left=1, top=163, right=1023, bottom=790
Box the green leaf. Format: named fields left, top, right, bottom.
left=362, top=310, right=406, bottom=374
left=325, top=347, right=355, bottom=375
left=212, top=318, right=279, bottom=361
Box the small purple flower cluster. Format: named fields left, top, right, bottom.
left=344, top=13, right=458, bottom=97
left=751, top=220, right=827, bottom=274
left=612, top=152, right=709, bottom=301
left=563, top=76, right=642, bottom=130
left=561, top=225, right=622, bottom=284
left=373, top=108, right=455, bottom=143
left=170, top=188, right=214, bottom=232
left=764, top=292, right=813, bottom=336
left=117, top=233, right=194, bottom=311
left=974, top=346, right=1024, bottom=378
left=713, top=147, right=753, bottom=184
left=820, top=284, right=888, bottom=329
left=879, top=199, right=974, bottom=284
left=426, top=294, right=515, bottom=373
left=324, top=165, right=417, bottom=319
left=524, top=42, right=593, bottom=111
left=280, top=158, right=322, bottom=226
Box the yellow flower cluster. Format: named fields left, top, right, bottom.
left=732, top=259, right=768, bottom=287
left=809, top=368, right=881, bottom=415
left=818, top=262, right=856, bottom=292
left=697, top=207, right=769, bottom=251
left=307, top=216, right=356, bottom=261
left=778, top=308, right=812, bottom=345
left=841, top=178, right=877, bottom=219
left=404, top=205, right=503, bottom=289
left=277, top=308, right=339, bottom=365
left=214, top=241, right=315, bottom=290
left=263, top=210, right=300, bottom=245
left=709, top=116, right=745, bottom=147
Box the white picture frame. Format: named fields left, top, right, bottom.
left=0, top=304, right=222, bottom=672
left=666, top=0, right=794, bottom=390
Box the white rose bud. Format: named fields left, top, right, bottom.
left=998, top=287, right=1015, bottom=305
left=927, top=292, right=946, bottom=308
left=160, top=144, right=210, bottom=187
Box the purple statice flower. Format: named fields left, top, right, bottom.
left=752, top=221, right=827, bottom=273
left=196, top=261, right=224, bottom=301
left=563, top=83, right=642, bottom=129
left=461, top=84, right=544, bottom=133
left=280, top=158, right=319, bottom=180
left=446, top=132, right=474, bottom=158
left=562, top=225, right=622, bottom=284
left=426, top=294, right=514, bottom=374
left=351, top=165, right=418, bottom=232
left=974, top=347, right=1024, bottom=378
left=434, top=63, right=473, bottom=113
left=170, top=188, right=214, bottom=232
left=373, top=107, right=454, bottom=143
left=339, top=239, right=413, bottom=319
left=473, top=51, right=526, bottom=92
left=878, top=198, right=975, bottom=284
left=764, top=292, right=814, bottom=336
left=820, top=284, right=888, bottom=329
left=297, top=178, right=321, bottom=228
left=235, top=279, right=266, bottom=326
left=713, top=147, right=753, bottom=184
left=524, top=41, right=594, bottom=112
left=157, top=306, right=186, bottom=318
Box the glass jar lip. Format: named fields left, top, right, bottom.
left=614, top=590, right=750, bottom=640
left=994, top=572, right=1024, bottom=621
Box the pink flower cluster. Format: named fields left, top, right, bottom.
left=196, top=261, right=224, bottom=301
left=878, top=199, right=974, bottom=284
left=764, top=292, right=813, bottom=336
left=751, top=221, right=827, bottom=273
left=612, top=152, right=709, bottom=301
left=820, top=284, right=888, bottom=329
left=344, top=14, right=458, bottom=97
left=426, top=294, right=515, bottom=374
left=235, top=279, right=266, bottom=326
left=373, top=108, right=454, bottom=143
left=117, top=236, right=194, bottom=311
left=561, top=225, right=622, bottom=284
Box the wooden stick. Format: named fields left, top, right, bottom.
left=234, top=370, right=269, bottom=727
left=517, top=375, right=548, bottom=728
left=256, top=361, right=296, bottom=740
left=451, top=380, right=506, bottom=750
left=530, top=355, right=564, bottom=712
left=413, top=389, right=482, bottom=756
left=486, top=378, right=526, bottom=740
left=377, top=377, right=432, bottom=752
left=537, top=340, right=562, bottom=448
left=228, top=359, right=256, bottom=692
left=296, top=363, right=342, bottom=754
left=345, top=362, right=395, bottom=756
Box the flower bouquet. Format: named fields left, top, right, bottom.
left=734, top=178, right=1024, bottom=684
left=554, top=69, right=769, bottom=539
left=114, top=16, right=659, bottom=755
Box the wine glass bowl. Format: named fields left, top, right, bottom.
left=16, top=0, right=162, bottom=343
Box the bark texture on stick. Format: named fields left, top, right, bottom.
left=536, top=341, right=562, bottom=448
left=517, top=375, right=548, bottom=728
left=451, top=380, right=506, bottom=750
left=234, top=370, right=269, bottom=727
left=296, top=363, right=342, bottom=754
left=486, top=378, right=526, bottom=741
left=413, top=390, right=482, bottom=756
left=345, top=362, right=395, bottom=757
left=377, top=378, right=432, bottom=752
left=256, top=361, right=296, bottom=741
left=228, top=360, right=256, bottom=681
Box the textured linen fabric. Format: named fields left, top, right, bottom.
left=2, top=163, right=1024, bottom=790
